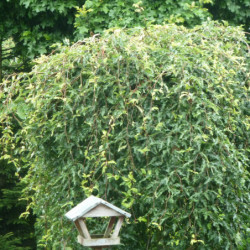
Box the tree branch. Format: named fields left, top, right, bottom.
left=1, top=47, right=15, bottom=52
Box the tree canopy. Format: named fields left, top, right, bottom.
left=1, top=0, right=249, bottom=81
left=209, top=0, right=250, bottom=31
left=74, top=0, right=213, bottom=38
left=0, top=0, right=85, bottom=80
left=1, top=21, right=249, bottom=249
left=74, top=0, right=250, bottom=39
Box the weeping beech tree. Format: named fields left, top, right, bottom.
left=1, top=22, right=249, bottom=249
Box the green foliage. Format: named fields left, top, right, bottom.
left=1, top=21, right=249, bottom=249
left=0, top=79, right=35, bottom=248
left=1, top=39, right=26, bottom=77
left=74, top=0, right=212, bottom=38
left=0, top=0, right=83, bottom=56
left=208, top=0, right=250, bottom=31
left=74, top=0, right=250, bottom=41
left=0, top=233, right=22, bottom=250
left=0, top=0, right=85, bottom=79
left=0, top=0, right=85, bottom=245
left=0, top=160, right=36, bottom=249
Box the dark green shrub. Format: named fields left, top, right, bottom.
left=208, top=0, right=250, bottom=31
left=1, top=21, right=249, bottom=249
left=74, top=0, right=212, bottom=39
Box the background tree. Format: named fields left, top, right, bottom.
left=74, top=0, right=213, bottom=39
left=74, top=0, right=250, bottom=40
left=208, top=0, right=250, bottom=31
left=0, top=160, right=36, bottom=249
left=0, top=0, right=85, bottom=81
left=0, top=90, right=36, bottom=249
left=1, top=0, right=249, bottom=81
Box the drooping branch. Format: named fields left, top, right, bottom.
left=1, top=46, right=15, bottom=52
left=2, top=54, right=15, bottom=61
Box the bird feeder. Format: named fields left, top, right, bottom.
left=65, top=196, right=131, bottom=249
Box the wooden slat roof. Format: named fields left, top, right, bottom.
left=65, top=195, right=131, bottom=221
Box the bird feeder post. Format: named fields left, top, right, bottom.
left=65, top=196, right=131, bottom=249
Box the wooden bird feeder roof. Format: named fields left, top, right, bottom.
left=65, top=195, right=131, bottom=221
